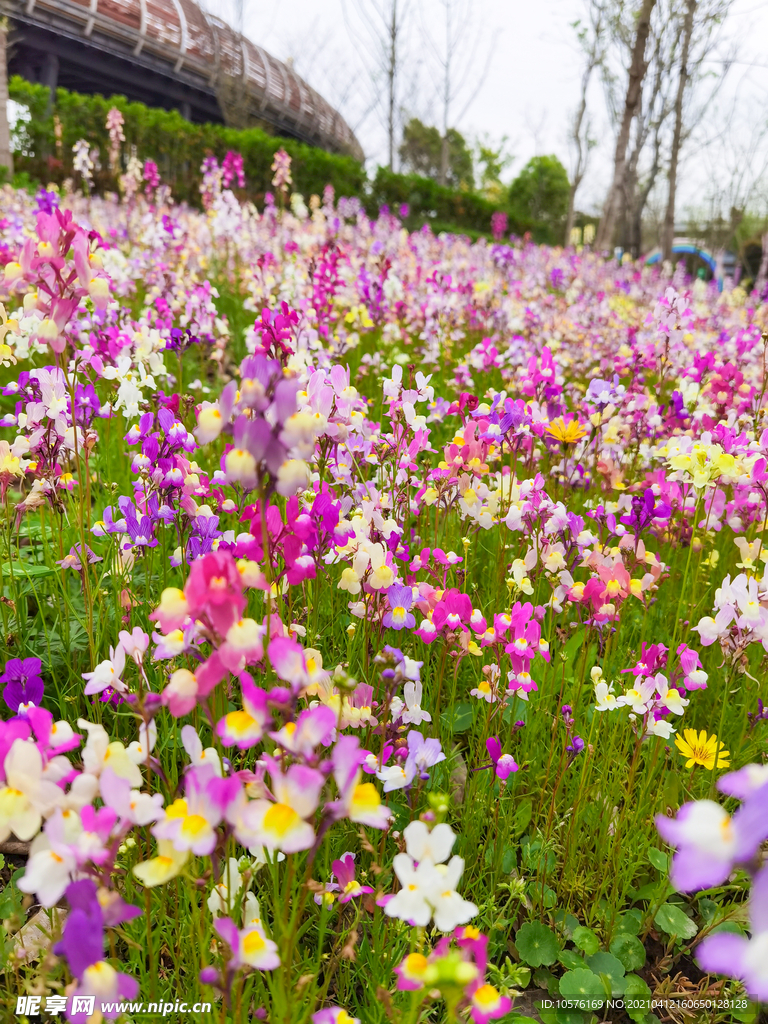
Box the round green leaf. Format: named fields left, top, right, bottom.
left=654, top=903, right=697, bottom=940
left=623, top=974, right=652, bottom=1022
left=572, top=925, right=600, bottom=955
left=586, top=951, right=626, bottom=995
left=559, top=968, right=605, bottom=999
left=610, top=932, right=646, bottom=971
left=515, top=921, right=560, bottom=967
left=647, top=846, right=669, bottom=873
left=558, top=949, right=586, bottom=971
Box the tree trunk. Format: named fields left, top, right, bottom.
left=754, top=232, right=768, bottom=297
left=565, top=183, right=578, bottom=246
left=595, top=0, right=657, bottom=251
left=0, top=22, right=13, bottom=178
left=662, top=0, right=696, bottom=262
left=564, top=80, right=589, bottom=246
left=387, top=0, right=397, bottom=170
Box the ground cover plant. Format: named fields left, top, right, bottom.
left=0, top=134, right=765, bottom=1024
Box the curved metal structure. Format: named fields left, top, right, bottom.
left=3, top=0, right=364, bottom=160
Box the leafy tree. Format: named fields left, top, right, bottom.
left=508, top=154, right=570, bottom=242
left=398, top=117, right=473, bottom=188
left=475, top=133, right=512, bottom=201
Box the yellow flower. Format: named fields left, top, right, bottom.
left=546, top=417, right=587, bottom=444
left=674, top=729, right=730, bottom=770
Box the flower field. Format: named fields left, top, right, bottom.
left=0, top=154, right=766, bottom=1024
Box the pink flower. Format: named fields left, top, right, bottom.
left=331, top=852, right=373, bottom=904
left=216, top=678, right=269, bottom=749
left=185, top=550, right=246, bottom=635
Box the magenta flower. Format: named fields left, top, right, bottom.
left=432, top=588, right=472, bottom=632
left=485, top=737, right=519, bottom=780
left=331, top=853, right=374, bottom=904
left=383, top=585, right=415, bottom=630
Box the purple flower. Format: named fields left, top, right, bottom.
left=1, top=657, right=44, bottom=712
left=35, top=188, right=58, bottom=214
left=382, top=585, right=415, bottom=630
left=55, top=881, right=101, bottom=974
left=566, top=735, right=585, bottom=757
left=404, top=730, right=445, bottom=780
left=126, top=514, right=157, bottom=548
left=586, top=374, right=626, bottom=407
left=56, top=544, right=102, bottom=570
left=656, top=778, right=768, bottom=891
left=696, top=864, right=768, bottom=1000
left=620, top=488, right=671, bottom=535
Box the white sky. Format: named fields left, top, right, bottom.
left=209, top=0, right=768, bottom=216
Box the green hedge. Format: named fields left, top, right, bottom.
left=9, top=77, right=365, bottom=204
left=9, top=77, right=549, bottom=239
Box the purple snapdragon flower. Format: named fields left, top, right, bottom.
left=54, top=880, right=140, bottom=1020
left=383, top=585, right=415, bottom=630
left=56, top=544, right=102, bottom=570
left=620, top=488, right=671, bottom=535
left=404, top=730, right=445, bottom=780
left=656, top=771, right=768, bottom=891
left=1, top=657, right=44, bottom=712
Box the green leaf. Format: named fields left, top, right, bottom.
left=440, top=701, right=474, bottom=733
left=555, top=1011, right=593, bottom=1024
left=586, top=951, right=626, bottom=993
left=560, top=628, right=586, bottom=666
left=0, top=561, right=56, bottom=578
left=559, top=968, right=605, bottom=999
left=630, top=881, right=660, bottom=901
left=515, top=921, right=560, bottom=967
left=648, top=847, right=669, bottom=873
left=623, top=974, right=652, bottom=1022
left=558, top=949, right=586, bottom=970
left=615, top=909, right=642, bottom=935
left=572, top=925, right=600, bottom=955
left=528, top=881, right=557, bottom=909
left=513, top=798, right=533, bottom=836
left=654, top=903, right=697, bottom=940
left=609, top=932, right=646, bottom=971
left=501, top=846, right=517, bottom=873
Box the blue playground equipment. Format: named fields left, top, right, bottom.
left=645, top=244, right=717, bottom=273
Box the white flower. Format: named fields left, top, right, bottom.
left=403, top=820, right=455, bottom=864
left=425, top=857, right=478, bottom=932
left=618, top=678, right=655, bottom=714
left=655, top=674, right=689, bottom=714
left=646, top=717, right=676, bottom=739
left=18, top=838, right=76, bottom=907
left=399, top=680, right=431, bottom=726
left=384, top=827, right=477, bottom=933
left=384, top=853, right=434, bottom=926
left=82, top=645, right=127, bottom=695
left=594, top=680, right=620, bottom=711
left=207, top=857, right=243, bottom=916
left=181, top=724, right=222, bottom=776
left=0, top=740, right=62, bottom=842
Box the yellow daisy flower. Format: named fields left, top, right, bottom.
left=546, top=417, right=587, bottom=445
left=674, top=729, right=730, bottom=770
